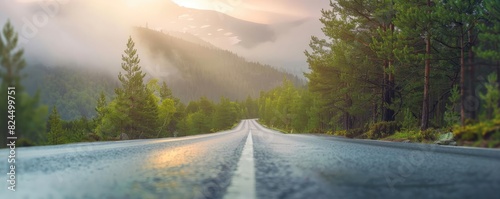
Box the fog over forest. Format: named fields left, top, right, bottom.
left=0, top=0, right=330, bottom=76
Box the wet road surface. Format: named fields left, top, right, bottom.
left=1, top=119, right=500, bottom=199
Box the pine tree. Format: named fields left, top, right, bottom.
left=394, top=0, right=436, bottom=130
left=47, top=106, right=65, bottom=145
left=436, top=0, right=482, bottom=124
left=113, top=36, right=158, bottom=139
left=160, top=81, right=174, bottom=100
left=476, top=1, right=500, bottom=60
left=476, top=0, right=500, bottom=95
left=1, top=20, right=47, bottom=146
left=213, top=97, right=239, bottom=131
left=95, top=91, right=107, bottom=123
left=157, top=98, right=176, bottom=137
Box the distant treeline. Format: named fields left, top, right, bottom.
left=0, top=21, right=260, bottom=146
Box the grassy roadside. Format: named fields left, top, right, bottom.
left=257, top=120, right=500, bottom=149
left=335, top=120, right=500, bottom=148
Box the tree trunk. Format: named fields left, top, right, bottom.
left=468, top=29, right=476, bottom=120
left=388, top=64, right=395, bottom=121
left=388, top=23, right=396, bottom=121
left=373, top=89, right=378, bottom=123
left=382, top=23, right=396, bottom=122
left=497, top=61, right=500, bottom=108
left=383, top=61, right=395, bottom=121
left=460, top=33, right=466, bottom=126
left=345, top=93, right=352, bottom=130
left=383, top=59, right=389, bottom=121
left=421, top=33, right=431, bottom=130
left=344, top=111, right=351, bottom=131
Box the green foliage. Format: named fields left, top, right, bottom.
left=17, top=138, right=36, bottom=147
left=479, top=73, right=500, bottom=120
left=385, top=130, right=420, bottom=141
left=0, top=20, right=25, bottom=90
left=95, top=100, right=128, bottom=139
left=63, top=117, right=94, bottom=143
left=419, top=129, right=437, bottom=141
left=454, top=118, right=500, bottom=141
left=186, top=111, right=211, bottom=135
left=0, top=20, right=47, bottom=146
left=258, top=78, right=320, bottom=133
left=21, top=64, right=117, bottom=121
left=345, top=128, right=367, bottom=139
left=292, top=0, right=500, bottom=144
left=366, top=121, right=402, bottom=139
left=401, top=108, right=417, bottom=130
left=455, top=73, right=500, bottom=143
left=177, top=96, right=242, bottom=135
left=46, top=106, right=66, bottom=145
left=4, top=1, right=500, bottom=147
left=108, top=36, right=159, bottom=139
left=242, top=96, right=259, bottom=119
left=444, top=86, right=461, bottom=127
left=213, top=97, right=240, bottom=131
left=86, top=133, right=101, bottom=142
left=157, top=98, right=176, bottom=137
left=475, top=0, right=500, bottom=61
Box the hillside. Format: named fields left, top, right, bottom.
left=133, top=27, right=302, bottom=102
left=22, top=28, right=301, bottom=120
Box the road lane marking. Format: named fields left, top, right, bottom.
left=13, top=121, right=249, bottom=159
left=224, top=130, right=256, bottom=199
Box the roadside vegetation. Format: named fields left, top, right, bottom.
left=0, top=21, right=259, bottom=147
left=2, top=1, right=500, bottom=148
left=258, top=1, right=500, bottom=148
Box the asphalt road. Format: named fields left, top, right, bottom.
left=1, top=119, right=500, bottom=199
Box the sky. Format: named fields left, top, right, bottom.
left=0, top=0, right=330, bottom=76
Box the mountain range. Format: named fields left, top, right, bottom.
left=24, top=27, right=302, bottom=120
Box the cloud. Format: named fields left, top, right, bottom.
left=0, top=0, right=175, bottom=72
left=0, top=0, right=331, bottom=76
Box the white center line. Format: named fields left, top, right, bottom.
left=224, top=130, right=256, bottom=199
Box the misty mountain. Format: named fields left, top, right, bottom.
left=134, top=27, right=303, bottom=102
left=24, top=65, right=117, bottom=121
left=164, top=31, right=216, bottom=48
left=167, top=9, right=275, bottom=48
left=157, top=1, right=306, bottom=49
left=23, top=27, right=301, bottom=120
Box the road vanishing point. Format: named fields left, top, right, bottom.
left=1, top=119, right=500, bottom=199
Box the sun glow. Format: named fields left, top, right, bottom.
left=170, top=0, right=213, bottom=10
left=124, top=0, right=163, bottom=8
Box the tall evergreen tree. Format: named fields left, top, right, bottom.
left=394, top=0, right=436, bottom=130
left=47, top=106, right=65, bottom=145
left=113, top=36, right=158, bottom=139
left=436, top=0, right=482, bottom=124
left=476, top=0, right=500, bottom=92
left=94, top=91, right=107, bottom=124
left=1, top=20, right=47, bottom=146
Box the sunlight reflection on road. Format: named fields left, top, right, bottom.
left=147, top=144, right=200, bottom=169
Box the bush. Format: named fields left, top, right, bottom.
left=86, top=133, right=101, bottom=142
left=479, top=73, right=500, bottom=120
left=367, top=121, right=402, bottom=139
left=332, top=128, right=367, bottom=138
left=311, top=128, right=326, bottom=134
left=419, top=128, right=437, bottom=141
left=17, top=138, right=36, bottom=147
left=454, top=118, right=500, bottom=141
left=402, top=108, right=417, bottom=130
left=346, top=128, right=367, bottom=138
left=333, top=130, right=346, bottom=136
